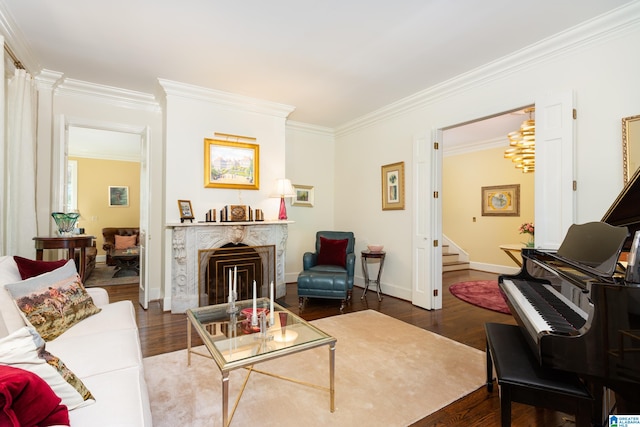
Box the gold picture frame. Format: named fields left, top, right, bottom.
left=204, top=138, right=259, bottom=190
left=178, top=199, right=194, bottom=222
left=381, top=161, right=405, bottom=210
left=292, top=184, right=314, bottom=207
left=481, top=184, right=520, bottom=216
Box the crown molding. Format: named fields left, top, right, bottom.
left=286, top=120, right=335, bottom=137
left=56, top=78, right=160, bottom=112
left=0, top=2, right=40, bottom=73
left=34, top=69, right=64, bottom=91
left=336, top=2, right=640, bottom=137
left=157, top=78, right=296, bottom=119
left=443, top=136, right=506, bottom=157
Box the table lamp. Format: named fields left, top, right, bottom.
left=272, top=179, right=295, bottom=220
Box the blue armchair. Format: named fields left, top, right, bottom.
left=297, top=231, right=356, bottom=312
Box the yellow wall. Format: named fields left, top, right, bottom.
left=443, top=146, right=534, bottom=267
left=70, top=157, right=140, bottom=256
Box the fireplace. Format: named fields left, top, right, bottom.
left=168, top=221, right=290, bottom=313
left=199, top=244, right=275, bottom=306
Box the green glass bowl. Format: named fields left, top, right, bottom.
left=51, top=212, right=80, bottom=235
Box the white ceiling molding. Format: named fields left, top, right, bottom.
left=0, top=2, right=40, bottom=74
left=56, top=78, right=160, bottom=113
left=157, top=78, right=296, bottom=119
left=286, top=120, right=335, bottom=138
left=335, top=2, right=640, bottom=138
left=443, top=136, right=507, bottom=157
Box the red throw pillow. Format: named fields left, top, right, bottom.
left=13, top=256, right=68, bottom=280
left=0, top=365, right=70, bottom=427
left=316, top=237, right=348, bottom=268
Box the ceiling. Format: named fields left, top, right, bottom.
left=1, top=0, right=632, bottom=133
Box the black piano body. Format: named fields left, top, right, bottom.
left=499, top=167, right=640, bottom=417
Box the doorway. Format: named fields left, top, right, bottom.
left=441, top=108, right=535, bottom=273
left=61, top=118, right=151, bottom=309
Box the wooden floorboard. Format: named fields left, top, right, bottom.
left=104, top=269, right=577, bottom=426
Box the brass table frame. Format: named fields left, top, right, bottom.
left=186, top=299, right=336, bottom=427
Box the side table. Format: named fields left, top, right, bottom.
left=33, top=235, right=95, bottom=281
left=361, top=250, right=385, bottom=301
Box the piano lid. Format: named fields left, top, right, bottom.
left=602, top=166, right=640, bottom=251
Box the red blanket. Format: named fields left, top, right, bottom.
left=0, top=365, right=69, bottom=427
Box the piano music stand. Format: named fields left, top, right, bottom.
left=485, top=323, right=594, bottom=427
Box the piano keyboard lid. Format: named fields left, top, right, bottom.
left=555, top=221, right=629, bottom=277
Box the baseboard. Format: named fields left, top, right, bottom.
left=468, top=261, right=520, bottom=275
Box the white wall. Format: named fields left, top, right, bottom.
left=333, top=7, right=640, bottom=300
left=158, top=80, right=295, bottom=223
left=284, top=122, right=336, bottom=281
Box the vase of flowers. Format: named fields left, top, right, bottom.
left=519, top=222, right=535, bottom=247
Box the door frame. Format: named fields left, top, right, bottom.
left=55, top=115, right=151, bottom=308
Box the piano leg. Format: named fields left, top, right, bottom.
left=486, top=336, right=494, bottom=392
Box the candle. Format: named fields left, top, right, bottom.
left=233, top=266, right=237, bottom=299
left=228, top=268, right=232, bottom=303
left=252, top=280, right=257, bottom=325
left=269, top=281, right=274, bottom=325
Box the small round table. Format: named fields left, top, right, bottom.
left=361, top=250, right=386, bottom=301
left=33, top=235, right=95, bottom=280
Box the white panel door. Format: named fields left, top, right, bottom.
left=534, top=92, right=576, bottom=249
left=138, top=127, right=150, bottom=309
left=412, top=131, right=442, bottom=309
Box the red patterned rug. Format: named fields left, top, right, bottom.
left=449, top=280, right=511, bottom=315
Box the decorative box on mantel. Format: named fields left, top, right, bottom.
left=166, top=221, right=292, bottom=313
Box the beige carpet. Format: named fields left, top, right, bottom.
left=143, top=310, right=486, bottom=427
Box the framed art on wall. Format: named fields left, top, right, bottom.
left=292, top=185, right=314, bottom=207
left=108, top=186, right=129, bottom=207
left=481, top=184, right=520, bottom=216
left=204, top=138, right=259, bottom=190
left=381, top=161, right=405, bottom=210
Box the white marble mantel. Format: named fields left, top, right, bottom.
left=166, top=221, right=292, bottom=313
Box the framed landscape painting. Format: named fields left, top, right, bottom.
left=292, top=184, right=314, bottom=207
left=204, top=138, right=259, bottom=190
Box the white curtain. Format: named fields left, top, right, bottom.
left=1, top=68, right=38, bottom=257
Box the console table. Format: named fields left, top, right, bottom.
left=361, top=250, right=386, bottom=301
left=33, top=235, right=95, bottom=280
left=499, top=244, right=525, bottom=267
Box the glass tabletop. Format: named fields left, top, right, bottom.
left=187, top=298, right=335, bottom=371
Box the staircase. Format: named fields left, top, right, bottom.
left=442, top=243, right=469, bottom=272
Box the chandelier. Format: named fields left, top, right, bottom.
left=504, top=107, right=535, bottom=173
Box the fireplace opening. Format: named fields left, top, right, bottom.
left=199, top=244, right=275, bottom=306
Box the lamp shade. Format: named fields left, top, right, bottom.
left=271, top=179, right=295, bottom=198
left=271, top=179, right=295, bottom=220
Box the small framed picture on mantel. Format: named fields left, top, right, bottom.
left=178, top=200, right=194, bottom=223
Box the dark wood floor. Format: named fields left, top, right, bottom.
left=104, top=269, right=577, bottom=426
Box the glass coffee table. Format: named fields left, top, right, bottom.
left=186, top=298, right=336, bottom=427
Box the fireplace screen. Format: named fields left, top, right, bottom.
left=199, top=244, right=275, bottom=306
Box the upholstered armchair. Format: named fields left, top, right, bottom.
left=102, top=227, right=140, bottom=266
left=297, top=231, right=356, bottom=312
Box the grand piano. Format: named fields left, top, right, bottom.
left=499, top=167, right=640, bottom=421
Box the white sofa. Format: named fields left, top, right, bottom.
left=0, top=255, right=152, bottom=426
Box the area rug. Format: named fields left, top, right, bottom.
left=449, top=280, right=511, bottom=314
left=83, top=263, right=139, bottom=287
left=143, top=310, right=486, bottom=427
